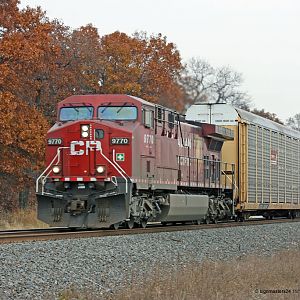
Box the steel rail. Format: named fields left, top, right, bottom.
left=0, top=218, right=299, bottom=244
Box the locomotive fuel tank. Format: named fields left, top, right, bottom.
left=157, top=194, right=209, bottom=223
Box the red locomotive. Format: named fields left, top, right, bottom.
left=36, top=95, right=235, bottom=229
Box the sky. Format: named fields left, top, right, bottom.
left=19, top=0, right=300, bottom=121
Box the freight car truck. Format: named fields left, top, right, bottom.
left=186, top=103, right=300, bottom=220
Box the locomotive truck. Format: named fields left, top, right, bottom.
left=36, top=95, right=235, bottom=229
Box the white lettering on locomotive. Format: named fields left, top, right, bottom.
left=144, top=134, right=154, bottom=144
left=70, top=141, right=101, bottom=156
left=178, top=137, right=192, bottom=148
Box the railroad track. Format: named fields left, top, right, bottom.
left=0, top=218, right=299, bottom=244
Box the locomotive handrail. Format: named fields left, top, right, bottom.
left=112, top=149, right=130, bottom=194
left=221, top=170, right=239, bottom=191
left=97, top=142, right=129, bottom=194
left=36, top=147, right=69, bottom=195
left=177, top=155, right=236, bottom=191
left=112, top=149, right=128, bottom=176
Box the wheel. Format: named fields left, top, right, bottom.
left=126, top=219, right=135, bottom=229
left=205, top=218, right=210, bottom=224
left=195, top=220, right=201, bottom=225
left=213, top=218, right=218, bottom=224
left=140, top=220, right=147, bottom=228
left=111, top=222, right=120, bottom=230
left=161, top=222, right=167, bottom=226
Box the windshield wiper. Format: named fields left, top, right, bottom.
left=86, top=107, right=93, bottom=114
left=100, top=102, right=112, bottom=113
left=117, top=102, right=128, bottom=113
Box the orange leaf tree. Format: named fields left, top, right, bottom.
left=99, top=31, right=185, bottom=111
left=0, top=1, right=51, bottom=209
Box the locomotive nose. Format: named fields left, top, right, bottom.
left=58, top=121, right=109, bottom=179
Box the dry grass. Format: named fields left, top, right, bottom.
left=0, top=208, right=48, bottom=230
left=59, top=249, right=300, bottom=300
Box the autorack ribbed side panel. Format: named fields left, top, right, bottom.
left=246, top=122, right=300, bottom=205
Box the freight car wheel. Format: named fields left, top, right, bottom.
left=126, top=219, right=135, bottom=229
left=205, top=218, right=210, bottom=224
left=111, top=222, right=121, bottom=230
left=140, top=220, right=147, bottom=228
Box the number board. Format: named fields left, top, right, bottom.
left=111, top=137, right=130, bottom=145
left=47, top=138, right=63, bottom=145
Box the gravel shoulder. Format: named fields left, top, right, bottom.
left=0, top=222, right=300, bottom=299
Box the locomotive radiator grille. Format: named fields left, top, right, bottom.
left=97, top=207, right=110, bottom=222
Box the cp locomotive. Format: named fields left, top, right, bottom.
left=36, top=95, right=235, bottom=229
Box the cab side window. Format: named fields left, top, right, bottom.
left=143, top=109, right=154, bottom=128
left=95, top=129, right=104, bottom=139
left=168, top=112, right=175, bottom=129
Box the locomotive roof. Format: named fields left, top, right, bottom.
left=58, top=94, right=183, bottom=113
left=59, top=94, right=154, bottom=107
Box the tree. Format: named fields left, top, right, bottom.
left=286, top=114, right=300, bottom=131
left=181, top=57, right=251, bottom=110
left=180, top=58, right=214, bottom=104
left=98, top=31, right=185, bottom=111
left=98, top=31, right=144, bottom=96
left=135, top=32, right=184, bottom=110
left=251, top=108, right=283, bottom=124
left=67, top=24, right=102, bottom=95
left=0, top=1, right=52, bottom=209
left=0, top=91, right=49, bottom=210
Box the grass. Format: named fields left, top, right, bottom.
left=58, top=249, right=300, bottom=300
left=0, top=208, right=48, bottom=230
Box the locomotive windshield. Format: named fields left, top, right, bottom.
left=98, top=106, right=137, bottom=121
left=59, top=106, right=94, bottom=121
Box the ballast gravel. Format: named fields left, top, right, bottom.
left=0, top=222, right=300, bottom=299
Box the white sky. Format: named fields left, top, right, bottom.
left=20, top=0, right=300, bottom=121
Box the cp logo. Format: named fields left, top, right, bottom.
left=70, top=141, right=101, bottom=156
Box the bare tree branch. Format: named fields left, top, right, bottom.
left=286, top=114, right=300, bottom=131
left=181, top=58, right=251, bottom=110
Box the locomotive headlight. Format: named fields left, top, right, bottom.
left=81, top=125, right=89, bottom=132
left=81, top=125, right=90, bottom=138
left=81, top=131, right=89, bottom=138
left=52, top=166, right=61, bottom=174
left=96, top=165, right=105, bottom=174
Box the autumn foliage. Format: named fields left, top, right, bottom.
left=98, top=32, right=184, bottom=110
left=0, top=1, right=184, bottom=211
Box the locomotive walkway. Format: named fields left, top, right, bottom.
left=0, top=218, right=299, bottom=244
